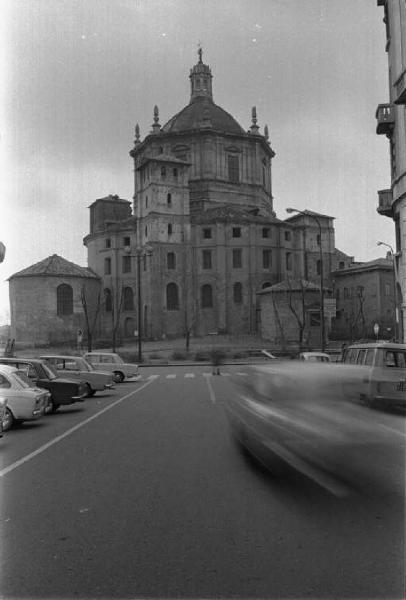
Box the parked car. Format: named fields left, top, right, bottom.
left=40, top=355, right=114, bottom=396
left=0, top=396, right=7, bottom=437
left=0, top=364, right=50, bottom=430
left=341, top=342, right=406, bottom=410
left=224, top=361, right=403, bottom=495
left=299, top=352, right=331, bottom=362
left=83, top=352, right=140, bottom=383
left=0, top=357, right=88, bottom=412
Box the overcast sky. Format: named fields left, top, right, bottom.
left=0, top=0, right=395, bottom=324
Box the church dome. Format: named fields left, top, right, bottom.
left=161, top=48, right=245, bottom=136
left=162, top=96, right=245, bottom=135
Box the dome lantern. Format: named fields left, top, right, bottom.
left=189, top=47, right=213, bottom=103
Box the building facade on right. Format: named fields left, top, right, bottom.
left=376, top=0, right=406, bottom=341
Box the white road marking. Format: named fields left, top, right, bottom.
left=0, top=378, right=155, bottom=479
left=147, top=374, right=159, bottom=380
left=166, top=374, right=176, bottom=379
left=236, top=372, right=248, bottom=376
left=185, top=373, right=195, bottom=378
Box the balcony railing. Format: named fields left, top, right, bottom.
left=394, top=69, right=406, bottom=105
left=375, top=103, right=394, bottom=134
left=377, top=188, right=393, bottom=217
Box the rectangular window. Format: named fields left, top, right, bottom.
left=123, top=236, right=130, bottom=247
left=385, top=283, right=391, bottom=296
left=344, top=287, right=349, bottom=299
left=284, top=231, right=291, bottom=242
left=286, top=252, right=292, bottom=271
left=202, top=250, right=212, bottom=269
left=316, top=233, right=321, bottom=246
left=167, top=252, right=176, bottom=269
left=233, top=249, right=242, bottom=269
left=262, top=249, right=272, bottom=269
left=122, top=255, right=131, bottom=273
left=105, top=238, right=111, bottom=248
left=203, top=228, right=212, bottom=239
left=228, top=155, right=240, bottom=183
left=262, top=228, right=270, bottom=238
left=104, top=257, right=111, bottom=275
left=232, top=227, right=241, bottom=238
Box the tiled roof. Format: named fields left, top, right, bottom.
left=192, top=205, right=280, bottom=224
left=332, top=257, right=393, bottom=275
left=285, top=209, right=335, bottom=222
left=258, top=279, right=321, bottom=294
left=9, top=254, right=100, bottom=279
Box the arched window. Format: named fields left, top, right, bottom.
left=104, top=288, right=112, bottom=312
left=201, top=284, right=213, bottom=308
left=56, top=284, right=73, bottom=316
left=233, top=282, right=242, bottom=304
left=262, top=281, right=271, bottom=289
left=123, top=287, right=134, bottom=311
left=166, top=283, right=179, bottom=310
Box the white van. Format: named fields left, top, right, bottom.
left=342, top=342, right=406, bottom=410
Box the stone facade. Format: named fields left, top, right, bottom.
left=331, top=258, right=396, bottom=341
left=376, top=0, right=406, bottom=341
left=84, top=52, right=353, bottom=342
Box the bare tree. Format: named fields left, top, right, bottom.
left=81, top=286, right=101, bottom=352
left=285, top=278, right=309, bottom=349
left=104, top=286, right=124, bottom=353
left=271, top=290, right=287, bottom=348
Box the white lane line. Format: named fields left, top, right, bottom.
left=147, top=374, right=159, bottom=380
left=379, top=423, right=406, bottom=439
left=166, top=374, right=176, bottom=379
left=0, top=378, right=155, bottom=479
left=185, top=373, right=195, bottom=378
left=236, top=372, right=248, bottom=376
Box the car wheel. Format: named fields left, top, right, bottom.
left=2, top=408, right=15, bottom=431
left=86, top=384, right=96, bottom=397
left=113, top=371, right=124, bottom=383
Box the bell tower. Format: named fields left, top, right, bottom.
left=189, top=47, right=213, bottom=102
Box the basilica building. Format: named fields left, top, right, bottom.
left=83, top=51, right=349, bottom=342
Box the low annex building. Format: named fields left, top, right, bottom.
left=9, top=254, right=100, bottom=346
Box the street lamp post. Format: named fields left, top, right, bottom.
left=286, top=208, right=325, bottom=352
left=124, top=245, right=153, bottom=363
left=377, top=241, right=398, bottom=341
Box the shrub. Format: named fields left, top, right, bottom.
left=171, top=351, right=187, bottom=361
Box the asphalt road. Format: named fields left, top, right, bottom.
left=0, top=365, right=405, bottom=599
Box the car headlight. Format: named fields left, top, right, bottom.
left=0, top=397, right=7, bottom=408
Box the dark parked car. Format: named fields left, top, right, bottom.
left=0, top=357, right=88, bottom=412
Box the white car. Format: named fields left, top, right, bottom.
left=299, top=352, right=331, bottom=363
left=84, top=352, right=140, bottom=383
left=0, top=396, right=7, bottom=437
left=0, top=364, right=50, bottom=430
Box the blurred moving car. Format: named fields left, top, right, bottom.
left=0, top=364, right=50, bottom=430
left=299, top=352, right=331, bottom=362
left=224, top=361, right=404, bottom=496
left=342, top=342, right=406, bottom=410
left=40, top=355, right=114, bottom=397
left=0, top=396, right=7, bottom=437
left=83, top=352, right=140, bottom=383
left=0, top=357, right=88, bottom=412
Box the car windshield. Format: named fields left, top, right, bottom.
left=382, top=349, right=406, bottom=368
left=41, top=363, right=58, bottom=379
left=79, top=358, right=95, bottom=372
